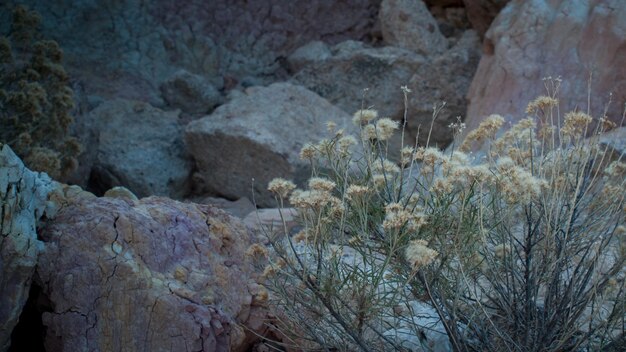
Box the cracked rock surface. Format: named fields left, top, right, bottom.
left=37, top=193, right=269, bottom=351
left=0, top=145, right=53, bottom=351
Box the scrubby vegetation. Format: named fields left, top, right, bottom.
left=252, top=80, right=625, bottom=351
left=0, top=5, right=80, bottom=179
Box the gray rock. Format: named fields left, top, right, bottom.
left=0, top=1, right=381, bottom=104
left=291, top=40, right=426, bottom=121
left=84, top=99, right=191, bottom=198
left=287, top=41, right=332, bottom=72
left=185, top=82, right=354, bottom=207
left=291, top=31, right=480, bottom=150
left=160, top=70, right=223, bottom=115
left=380, top=0, right=448, bottom=56
left=0, top=145, right=54, bottom=351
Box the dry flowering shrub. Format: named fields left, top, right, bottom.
left=256, top=83, right=625, bottom=351
left=0, top=5, right=81, bottom=179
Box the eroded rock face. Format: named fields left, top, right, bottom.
left=465, top=0, right=626, bottom=132
left=82, top=99, right=191, bottom=198
left=37, top=194, right=269, bottom=352
left=185, top=82, right=353, bottom=207
left=0, top=0, right=381, bottom=104
left=379, top=0, right=448, bottom=56
left=0, top=145, right=53, bottom=351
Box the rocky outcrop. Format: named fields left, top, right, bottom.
left=291, top=30, right=480, bottom=150
left=37, top=194, right=270, bottom=351
left=379, top=0, right=448, bottom=56
left=185, top=82, right=354, bottom=207
left=291, top=40, right=426, bottom=121
left=0, top=145, right=53, bottom=351
left=81, top=99, right=191, bottom=198
left=0, top=0, right=381, bottom=105
left=465, top=0, right=626, bottom=132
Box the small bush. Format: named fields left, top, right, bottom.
left=254, top=80, right=625, bottom=351
left=0, top=5, right=81, bottom=179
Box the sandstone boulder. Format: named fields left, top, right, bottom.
left=464, top=0, right=626, bottom=133
left=185, top=82, right=353, bottom=207
left=37, top=194, right=270, bottom=351
left=83, top=99, right=191, bottom=198
left=379, top=0, right=448, bottom=56
left=0, top=145, right=53, bottom=351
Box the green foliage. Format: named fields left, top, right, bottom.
left=255, top=81, right=626, bottom=351
left=0, top=5, right=81, bottom=179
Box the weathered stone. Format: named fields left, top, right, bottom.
left=0, top=1, right=381, bottom=104
left=292, top=30, right=480, bottom=150
left=287, top=41, right=333, bottom=72
left=379, top=0, right=448, bottom=56
left=37, top=195, right=270, bottom=352
left=464, top=0, right=626, bottom=133
left=291, top=40, right=425, bottom=121
left=0, top=145, right=53, bottom=351
left=160, top=70, right=223, bottom=115
left=83, top=99, right=191, bottom=198
left=185, top=82, right=353, bottom=207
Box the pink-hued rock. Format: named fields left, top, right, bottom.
left=379, top=0, right=448, bottom=56
left=37, top=195, right=270, bottom=352
left=465, top=0, right=626, bottom=132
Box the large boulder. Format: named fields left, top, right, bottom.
left=37, top=194, right=270, bottom=351
left=81, top=99, right=191, bottom=198
left=379, top=0, right=448, bottom=56
left=0, top=1, right=381, bottom=104
left=0, top=145, right=53, bottom=351
left=464, top=0, right=626, bottom=132
left=185, top=82, right=353, bottom=207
